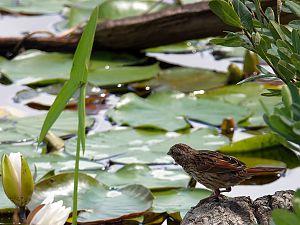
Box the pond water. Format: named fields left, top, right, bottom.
left=0, top=9, right=299, bottom=224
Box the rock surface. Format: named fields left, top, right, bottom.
left=181, top=190, right=294, bottom=225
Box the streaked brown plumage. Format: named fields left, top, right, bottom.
left=168, top=143, right=286, bottom=197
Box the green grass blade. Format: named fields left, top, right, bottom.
left=38, top=81, right=79, bottom=143
left=70, top=7, right=98, bottom=84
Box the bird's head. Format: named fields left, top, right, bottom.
left=168, top=143, right=192, bottom=163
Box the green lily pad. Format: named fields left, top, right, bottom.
left=145, top=40, right=207, bottom=53
left=0, top=144, right=103, bottom=180
left=106, top=91, right=250, bottom=131
left=56, top=0, right=170, bottom=30
left=140, top=67, right=228, bottom=92
left=29, top=173, right=153, bottom=222
left=0, top=111, right=95, bottom=143
left=0, top=50, right=153, bottom=86
left=152, top=188, right=211, bottom=216
left=65, top=127, right=228, bottom=164
left=0, top=0, right=69, bottom=14
left=218, top=133, right=281, bottom=153
left=26, top=153, right=104, bottom=181
left=88, top=63, right=160, bottom=86
left=113, top=128, right=228, bottom=164
left=202, top=83, right=281, bottom=127
left=235, top=156, right=286, bottom=168
left=230, top=146, right=300, bottom=169
left=98, top=0, right=170, bottom=21
left=96, top=164, right=190, bottom=189
left=0, top=143, right=40, bottom=158
left=65, top=127, right=168, bottom=161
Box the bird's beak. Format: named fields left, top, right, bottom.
left=167, top=150, right=171, bottom=155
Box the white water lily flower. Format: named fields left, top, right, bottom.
left=1, top=152, right=34, bottom=207
left=28, top=195, right=71, bottom=225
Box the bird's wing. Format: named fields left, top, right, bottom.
left=194, top=150, right=246, bottom=173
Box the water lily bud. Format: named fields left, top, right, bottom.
left=243, top=50, right=259, bottom=77
left=27, top=195, right=71, bottom=225
left=227, top=63, right=243, bottom=84
left=1, top=152, right=34, bottom=207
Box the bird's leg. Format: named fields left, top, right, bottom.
left=214, top=189, right=221, bottom=197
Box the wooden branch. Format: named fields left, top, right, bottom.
left=181, top=190, right=294, bottom=225
left=0, top=1, right=296, bottom=54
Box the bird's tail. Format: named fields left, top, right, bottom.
left=246, top=167, right=286, bottom=176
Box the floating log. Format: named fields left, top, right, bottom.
left=0, top=1, right=296, bottom=55
left=181, top=190, right=295, bottom=225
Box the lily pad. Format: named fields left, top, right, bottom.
left=230, top=146, right=300, bottom=169
left=96, top=164, right=190, bottom=189
left=56, top=0, right=170, bottom=30
left=218, top=133, right=281, bottom=153
left=88, top=63, right=160, bottom=86
left=98, top=0, right=170, bottom=21
left=0, top=111, right=95, bottom=143
left=65, top=127, right=229, bottom=164
left=65, top=127, right=168, bottom=161
left=140, top=67, right=228, bottom=92
left=202, top=83, right=281, bottom=127
left=29, top=173, right=154, bottom=223
left=0, top=50, right=153, bottom=86
left=26, top=153, right=104, bottom=181
left=152, top=188, right=211, bottom=216
left=106, top=91, right=250, bottom=131
left=145, top=40, right=207, bottom=53
left=0, top=0, right=69, bottom=14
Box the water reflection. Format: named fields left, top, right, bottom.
left=0, top=14, right=61, bottom=37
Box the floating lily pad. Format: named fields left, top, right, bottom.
left=65, top=127, right=168, bottom=161
left=0, top=143, right=40, bottom=158
left=0, top=111, right=95, bottom=143
left=0, top=50, right=153, bottom=86
left=230, top=146, right=300, bottom=169
left=0, top=0, right=69, bottom=14
left=26, top=153, right=104, bottom=181
left=56, top=0, right=170, bottom=31
left=140, top=67, right=228, bottom=92
left=65, top=127, right=228, bottom=164
left=96, top=164, right=190, bottom=189
left=218, top=133, right=281, bottom=153
left=98, top=0, right=170, bottom=21
left=235, top=156, right=286, bottom=168
left=0, top=144, right=103, bottom=180
left=88, top=63, right=160, bottom=86
left=107, top=91, right=250, bottom=131
left=202, top=83, right=281, bottom=127
left=29, top=173, right=153, bottom=223
left=145, top=40, right=207, bottom=53
left=152, top=188, right=211, bottom=216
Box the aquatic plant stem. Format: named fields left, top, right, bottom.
left=72, top=135, right=81, bottom=225
left=72, top=84, right=86, bottom=225
left=19, top=206, right=26, bottom=223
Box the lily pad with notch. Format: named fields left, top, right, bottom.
left=106, top=91, right=250, bottom=131
left=28, top=173, right=154, bottom=223
left=95, top=164, right=190, bottom=189
left=0, top=111, right=95, bottom=143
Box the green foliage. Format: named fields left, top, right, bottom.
left=210, top=0, right=300, bottom=84
left=264, top=84, right=300, bottom=151
left=38, top=7, right=98, bottom=225
left=272, top=189, right=300, bottom=225
left=210, top=0, right=300, bottom=151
